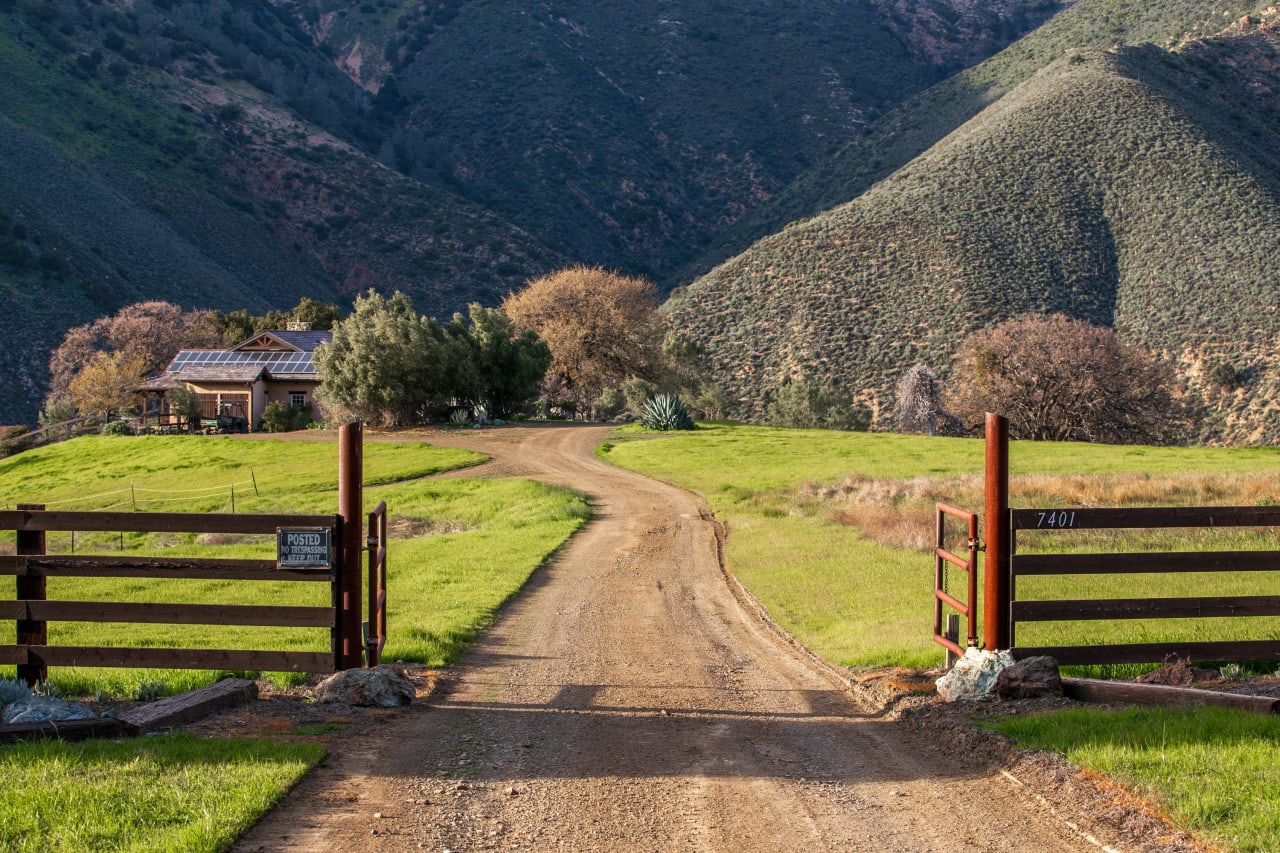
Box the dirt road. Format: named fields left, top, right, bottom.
left=233, top=424, right=1116, bottom=852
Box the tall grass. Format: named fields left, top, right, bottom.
left=603, top=423, right=1280, bottom=669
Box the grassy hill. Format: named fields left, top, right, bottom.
left=686, top=0, right=1274, bottom=279
left=668, top=12, right=1280, bottom=443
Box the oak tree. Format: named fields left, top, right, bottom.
left=945, top=313, right=1187, bottom=444
left=501, top=266, right=663, bottom=410
left=67, top=350, right=148, bottom=420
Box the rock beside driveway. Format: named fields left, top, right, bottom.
left=316, top=666, right=416, bottom=707
left=995, top=656, right=1063, bottom=699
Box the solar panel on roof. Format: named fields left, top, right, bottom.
left=169, top=348, right=317, bottom=374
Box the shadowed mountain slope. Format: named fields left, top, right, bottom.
left=0, top=2, right=561, bottom=424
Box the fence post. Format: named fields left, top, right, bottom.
left=16, top=504, right=47, bottom=686
left=337, top=421, right=364, bottom=670
left=983, top=413, right=1010, bottom=650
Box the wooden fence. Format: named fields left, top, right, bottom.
left=1, top=506, right=347, bottom=684
left=1, top=420, right=383, bottom=683
left=1009, top=506, right=1280, bottom=666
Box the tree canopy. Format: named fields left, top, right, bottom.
left=501, top=266, right=663, bottom=410
left=455, top=304, right=551, bottom=420
left=316, top=291, right=549, bottom=427
left=945, top=313, right=1188, bottom=444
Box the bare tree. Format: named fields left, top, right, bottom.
left=47, top=301, right=219, bottom=402
left=945, top=314, right=1188, bottom=444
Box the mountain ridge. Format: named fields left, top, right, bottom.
left=669, top=9, right=1280, bottom=443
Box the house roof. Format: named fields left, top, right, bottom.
left=166, top=349, right=319, bottom=377
left=160, top=329, right=331, bottom=384
left=231, top=330, right=332, bottom=353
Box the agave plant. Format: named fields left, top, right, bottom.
left=640, top=394, right=695, bottom=431
left=0, top=678, right=31, bottom=706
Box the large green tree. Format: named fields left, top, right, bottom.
left=315, top=291, right=470, bottom=428
left=454, top=304, right=551, bottom=420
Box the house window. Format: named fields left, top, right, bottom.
left=290, top=392, right=307, bottom=408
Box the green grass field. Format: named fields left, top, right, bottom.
left=0, top=734, right=324, bottom=853
left=989, top=706, right=1280, bottom=853
left=0, top=432, right=589, bottom=853
left=0, top=434, right=589, bottom=696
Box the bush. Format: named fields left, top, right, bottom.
left=38, top=398, right=75, bottom=429
left=591, top=387, right=626, bottom=421
left=946, top=313, right=1188, bottom=443
left=102, top=420, right=135, bottom=436
left=640, top=394, right=695, bottom=431
left=766, top=379, right=871, bottom=431
left=261, top=401, right=312, bottom=433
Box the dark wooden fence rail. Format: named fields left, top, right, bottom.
left=1, top=506, right=343, bottom=684
left=1009, top=505, right=1280, bottom=666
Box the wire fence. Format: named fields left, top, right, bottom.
left=4, top=472, right=259, bottom=513
left=3, top=473, right=264, bottom=555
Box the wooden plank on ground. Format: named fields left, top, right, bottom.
left=119, top=678, right=259, bottom=735
left=0, top=556, right=331, bottom=582
left=1062, top=677, right=1280, bottom=714
left=1013, top=640, right=1280, bottom=667
left=27, top=645, right=335, bottom=673
left=22, top=600, right=334, bottom=628
left=1013, top=595, right=1280, bottom=621
left=0, top=717, right=128, bottom=744
left=0, top=510, right=338, bottom=535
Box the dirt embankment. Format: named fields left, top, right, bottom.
left=232, top=424, right=1202, bottom=853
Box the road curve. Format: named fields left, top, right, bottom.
left=233, top=424, right=1100, bottom=852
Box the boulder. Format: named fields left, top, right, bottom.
left=995, top=656, right=1063, bottom=699
left=315, top=666, right=415, bottom=707
left=936, top=647, right=1015, bottom=702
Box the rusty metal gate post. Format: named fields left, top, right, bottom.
left=983, top=413, right=1011, bottom=650
left=16, top=503, right=46, bottom=686
left=338, top=422, right=364, bottom=670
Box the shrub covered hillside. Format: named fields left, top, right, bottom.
left=690, top=0, right=1275, bottom=278
left=668, top=13, right=1280, bottom=444
left=0, top=0, right=1063, bottom=426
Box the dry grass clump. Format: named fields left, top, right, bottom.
left=387, top=517, right=475, bottom=539
left=822, top=471, right=1280, bottom=552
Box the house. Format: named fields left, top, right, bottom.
left=139, top=325, right=331, bottom=431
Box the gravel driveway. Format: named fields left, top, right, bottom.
left=231, top=424, right=1166, bottom=852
